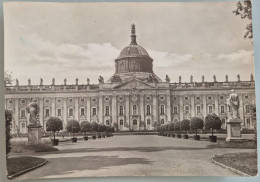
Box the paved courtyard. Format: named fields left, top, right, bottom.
left=17, top=135, right=254, bottom=180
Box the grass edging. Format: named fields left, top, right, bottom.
left=211, top=157, right=250, bottom=177
left=7, top=158, right=48, bottom=179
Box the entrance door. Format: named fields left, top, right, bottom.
left=133, top=119, right=137, bottom=130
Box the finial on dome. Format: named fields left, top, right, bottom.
left=130, top=23, right=137, bottom=45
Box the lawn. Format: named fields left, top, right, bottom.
left=213, top=152, right=257, bottom=176
left=7, top=156, right=46, bottom=177
left=208, top=140, right=256, bottom=149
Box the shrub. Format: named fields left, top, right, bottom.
left=46, top=117, right=63, bottom=140
left=5, top=110, right=12, bottom=156
left=80, top=121, right=91, bottom=137
left=66, top=120, right=80, bottom=137
left=205, top=114, right=221, bottom=136
left=168, top=123, right=175, bottom=132
left=174, top=121, right=181, bottom=133
left=181, top=119, right=190, bottom=133
left=113, top=123, right=118, bottom=131
left=190, top=117, right=204, bottom=136
left=90, top=122, right=98, bottom=134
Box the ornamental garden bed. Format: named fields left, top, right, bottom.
left=212, top=152, right=257, bottom=176
left=7, top=156, right=46, bottom=177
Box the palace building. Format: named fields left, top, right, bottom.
left=5, top=24, right=256, bottom=134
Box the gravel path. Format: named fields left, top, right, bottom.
left=16, top=135, right=255, bottom=180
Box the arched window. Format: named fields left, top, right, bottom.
left=106, top=120, right=110, bottom=125
left=133, top=119, right=137, bottom=125
left=246, top=118, right=251, bottom=129
left=147, top=119, right=151, bottom=125
left=105, top=106, right=110, bottom=116
left=161, top=119, right=164, bottom=124
left=120, top=120, right=123, bottom=125
left=133, top=105, right=137, bottom=115
left=119, top=106, right=124, bottom=115
left=160, top=105, right=165, bottom=115
left=146, top=105, right=151, bottom=115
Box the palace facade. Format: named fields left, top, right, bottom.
left=5, top=24, right=256, bottom=134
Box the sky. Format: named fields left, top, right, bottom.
left=4, top=2, right=254, bottom=85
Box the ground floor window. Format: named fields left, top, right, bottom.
left=161, top=119, right=164, bottom=124
left=57, top=108, right=62, bottom=116
left=69, top=108, right=73, bottom=116
left=147, top=119, right=150, bottom=125
left=246, top=118, right=251, bottom=128
left=106, top=120, right=110, bottom=125
left=120, top=120, right=123, bottom=125
left=133, top=120, right=137, bottom=125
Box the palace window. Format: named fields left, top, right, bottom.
left=57, top=109, right=62, bottom=116
left=197, top=96, right=201, bottom=100
left=133, top=119, right=137, bottom=125
left=119, top=106, right=124, bottom=115
left=92, top=108, right=97, bottom=116
left=147, top=119, right=151, bottom=125
left=173, top=106, right=178, bottom=114
left=81, top=98, right=84, bottom=102
left=160, top=105, right=165, bottom=115
left=245, top=95, right=249, bottom=99
left=220, top=105, right=225, bottom=114
left=245, top=105, right=250, bottom=114
left=106, top=120, right=110, bottom=125
left=146, top=105, right=151, bottom=115
left=21, top=122, right=26, bottom=129
left=185, top=96, right=188, bottom=100
left=69, top=108, right=73, bottom=117
left=208, top=105, right=213, bottom=113
left=133, top=105, right=137, bottom=115
left=196, top=105, right=201, bottom=114
left=220, top=96, right=224, bottom=99
left=185, top=106, right=189, bottom=114
left=20, top=109, right=26, bottom=118
left=45, top=108, right=50, bottom=117
left=120, top=120, right=123, bottom=125
left=105, top=106, right=110, bottom=116
left=80, top=108, right=85, bottom=116
left=161, top=119, right=164, bottom=124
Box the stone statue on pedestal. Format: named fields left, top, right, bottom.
left=227, top=89, right=240, bottom=119
left=26, top=102, right=40, bottom=126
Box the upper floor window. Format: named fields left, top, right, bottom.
left=80, top=108, right=85, bottom=116
left=173, top=106, right=178, bottom=114
left=245, top=105, right=250, bottom=114
left=69, top=108, right=73, bottom=116
left=133, top=105, right=137, bottom=115
left=105, top=106, right=110, bottom=116
left=119, top=106, right=124, bottom=116
left=196, top=105, right=201, bottom=114
left=92, top=108, right=97, bottom=116
left=45, top=108, right=50, bottom=117
left=220, top=105, right=225, bottom=114
left=57, top=109, right=62, bottom=116
left=160, top=105, right=165, bottom=115
left=21, top=109, right=26, bottom=118
left=185, top=106, right=189, bottom=114
left=146, top=105, right=151, bottom=115
left=208, top=105, right=213, bottom=113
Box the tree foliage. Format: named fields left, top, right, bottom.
left=66, top=120, right=80, bottom=134
left=4, top=70, right=14, bottom=86
left=168, top=123, right=175, bottom=131
left=90, top=122, right=98, bottom=133
left=181, top=119, right=190, bottom=131
left=5, top=110, right=12, bottom=156
left=174, top=121, right=181, bottom=131
left=80, top=121, right=91, bottom=133
left=233, top=0, right=252, bottom=39
left=190, top=117, right=204, bottom=130
left=205, top=114, right=222, bottom=131
left=46, top=117, right=63, bottom=140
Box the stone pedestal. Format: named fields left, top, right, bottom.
left=27, top=124, right=43, bottom=144
left=226, top=118, right=244, bottom=142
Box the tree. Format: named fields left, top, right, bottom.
left=205, top=114, right=222, bottom=136
left=90, top=122, right=98, bottom=134
left=5, top=110, right=12, bottom=156
left=174, top=121, right=181, bottom=133
left=4, top=70, right=14, bottom=86
left=67, top=120, right=80, bottom=137
left=233, top=0, right=252, bottom=39
left=46, top=117, right=63, bottom=140
left=190, top=117, right=204, bottom=136
left=80, top=121, right=91, bottom=137
left=113, top=123, right=118, bottom=131
left=168, top=123, right=175, bottom=132
left=181, top=119, right=190, bottom=134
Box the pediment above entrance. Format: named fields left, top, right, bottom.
left=113, top=79, right=155, bottom=90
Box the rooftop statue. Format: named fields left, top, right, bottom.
left=40, top=78, right=43, bottom=86
left=76, top=78, right=79, bottom=85
left=251, top=74, right=254, bottom=81
left=237, top=74, right=240, bottom=82
left=15, top=79, right=19, bottom=86
left=64, top=78, right=67, bottom=86
left=165, top=75, right=170, bottom=82
left=227, top=89, right=240, bottom=119
left=190, top=75, right=193, bottom=83
left=28, top=79, right=31, bottom=86
left=26, top=102, right=40, bottom=126
left=87, top=78, right=90, bottom=85
left=225, top=74, right=228, bottom=82
left=202, top=75, right=204, bottom=83
left=213, top=74, right=216, bottom=82
left=52, top=78, right=55, bottom=86
left=179, top=76, right=181, bottom=83
left=98, top=76, right=104, bottom=83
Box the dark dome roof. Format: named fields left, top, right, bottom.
left=117, top=44, right=150, bottom=59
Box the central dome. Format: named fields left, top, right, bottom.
left=108, top=24, right=161, bottom=83
left=117, top=44, right=150, bottom=59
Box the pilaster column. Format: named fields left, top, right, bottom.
left=98, top=96, right=103, bottom=124
left=87, top=97, right=91, bottom=121
left=39, top=98, right=44, bottom=126
left=112, top=95, right=117, bottom=125
left=140, top=94, right=144, bottom=124
left=252, top=93, right=256, bottom=105
left=125, top=95, right=130, bottom=130
left=214, top=94, right=219, bottom=115
left=239, top=94, right=244, bottom=126
left=63, top=98, right=67, bottom=128
left=14, top=99, right=19, bottom=134
left=166, top=95, right=171, bottom=123
left=75, top=98, right=79, bottom=121
left=190, top=95, right=195, bottom=118
left=179, top=96, right=184, bottom=121
left=202, top=95, right=207, bottom=119
left=153, top=94, right=158, bottom=123
left=51, top=98, right=55, bottom=117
